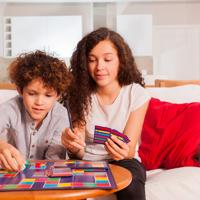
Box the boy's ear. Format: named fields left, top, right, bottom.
left=16, top=87, right=23, bottom=95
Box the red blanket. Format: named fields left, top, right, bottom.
left=138, top=98, right=200, bottom=170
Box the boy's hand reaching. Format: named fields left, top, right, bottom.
left=0, top=140, right=25, bottom=171
left=62, top=128, right=85, bottom=155
left=105, top=135, right=129, bottom=161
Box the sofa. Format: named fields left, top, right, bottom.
left=143, top=84, right=200, bottom=200
left=0, top=82, right=200, bottom=200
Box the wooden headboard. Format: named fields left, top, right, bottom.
left=0, top=83, right=16, bottom=90
left=1, top=80, right=200, bottom=89
left=155, top=79, right=200, bottom=87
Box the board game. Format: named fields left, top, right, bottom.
left=0, top=160, right=116, bottom=191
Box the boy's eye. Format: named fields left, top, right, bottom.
left=46, top=94, right=53, bottom=97
left=28, top=92, right=35, bottom=96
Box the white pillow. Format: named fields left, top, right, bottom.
left=0, top=89, right=18, bottom=104
left=0, top=56, right=14, bottom=82
left=146, top=167, right=200, bottom=200
left=146, top=85, right=200, bottom=103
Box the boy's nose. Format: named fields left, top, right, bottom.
left=35, top=96, right=44, bottom=105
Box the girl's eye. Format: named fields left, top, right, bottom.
left=105, top=59, right=112, bottom=62
left=88, top=59, right=96, bottom=63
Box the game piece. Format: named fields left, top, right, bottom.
left=35, top=162, right=41, bottom=168
left=20, top=160, right=29, bottom=171
left=29, top=162, right=46, bottom=170
left=25, top=160, right=29, bottom=166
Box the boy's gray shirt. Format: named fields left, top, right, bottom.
left=0, top=96, right=69, bottom=160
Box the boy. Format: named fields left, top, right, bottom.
left=0, top=50, right=71, bottom=171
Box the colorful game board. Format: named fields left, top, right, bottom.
left=0, top=160, right=116, bottom=191
left=94, top=125, right=130, bottom=144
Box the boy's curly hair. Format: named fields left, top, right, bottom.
left=66, top=27, right=144, bottom=126
left=9, top=50, right=71, bottom=100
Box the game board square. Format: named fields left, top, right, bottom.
left=3, top=184, right=18, bottom=189
left=74, top=175, right=95, bottom=183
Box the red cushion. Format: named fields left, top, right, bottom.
left=138, top=98, right=200, bottom=170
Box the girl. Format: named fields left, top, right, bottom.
left=62, top=27, right=150, bottom=200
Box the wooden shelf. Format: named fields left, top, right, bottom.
left=3, top=17, right=12, bottom=57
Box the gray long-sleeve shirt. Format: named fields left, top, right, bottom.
left=0, top=96, right=69, bottom=160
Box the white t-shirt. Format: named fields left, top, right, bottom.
left=83, top=83, right=150, bottom=161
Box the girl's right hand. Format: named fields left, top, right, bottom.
left=0, top=140, right=25, bottom=171
left=61, top=128, right=85, bottom=155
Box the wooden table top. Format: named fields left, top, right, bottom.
left=0, top=164, right=132, bottom=200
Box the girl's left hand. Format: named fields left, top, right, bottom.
left=105, top=135, right=129, bottom=161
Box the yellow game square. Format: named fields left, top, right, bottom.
left=96, top=177, right=107, bottom=180
left=73, top=169, right=84, bottom=174
left=58, top=183, right=72, bottom=187
left=22, top=178, right=36, bottom=182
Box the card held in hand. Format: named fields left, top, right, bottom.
left=94, top=125, right=130, bottom=144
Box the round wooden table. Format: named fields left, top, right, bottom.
left=0, top=164, right=132, bottom=200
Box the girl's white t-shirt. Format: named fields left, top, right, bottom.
left=83, top=83, right=150, bottom=161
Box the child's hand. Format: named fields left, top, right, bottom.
left=61, top=128, right=85, bottom=155
left=105, top=135, right=129, bottom=161
left=0, top=140, right=25, bottom=171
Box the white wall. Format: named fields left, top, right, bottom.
left=117, top=14, right=152, bottom=56
left=153, top=25, right=200, bottom=80
left=0, top=4, right=6, bottom=56
left=0, top=2, right=93, bottom=56
left=5, top=16, right=82, bottom=58
left=1, top=1, right=200, bottom=80
left=114, top=2, right=200, bottom=25
left=105, top=2, right=200, bottom=80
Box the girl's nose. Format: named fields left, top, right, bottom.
left=96, top=59, right=105, bottom=70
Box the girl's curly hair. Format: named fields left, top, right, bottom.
left=66, top=27, right=144, bottom=126
left=9, top=50, right=71, bottom=101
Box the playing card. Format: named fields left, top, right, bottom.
left=94, top=125, right=130, bottom=144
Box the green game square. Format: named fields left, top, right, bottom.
left=4, top=184, right=17, bottom=189
left=7, top=172, right=16, bottom=174
left=85, top=169, right=95, bottom=172
left=84, top=182, right=97, bottom=187
left=47, top=178, right=60, bottom=181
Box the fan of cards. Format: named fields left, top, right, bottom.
left=94, top=125, right=130, bottom=144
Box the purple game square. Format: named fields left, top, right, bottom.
left=74, top=175, right=95, bottom=183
